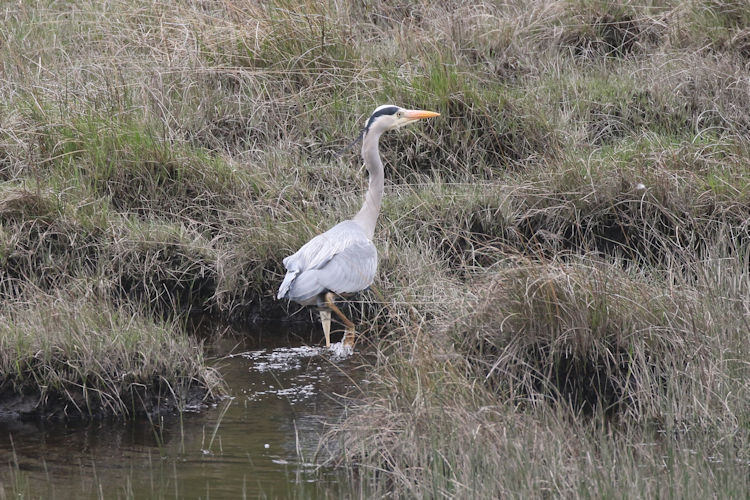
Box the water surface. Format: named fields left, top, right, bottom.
left=0, top=323, right=363, bottom=499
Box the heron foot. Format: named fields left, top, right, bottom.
left=343, top=327, right=356, bottom=348
left=324, top=292, right=357, bottom=350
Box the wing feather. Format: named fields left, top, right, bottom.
left=278, top=220, right=378, bottom=303
left=316, top=240, right=377, bottom=294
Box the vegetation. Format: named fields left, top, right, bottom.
left=0, top=292, right=222, bottom=419
left=1, top=0, right=748, bottom=497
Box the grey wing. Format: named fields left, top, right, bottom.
left=315, top=239, right=377, bottom=294
left=277, top=221, right=377, bottom=303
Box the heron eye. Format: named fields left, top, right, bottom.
left=396, top=111, right=404, bottom=118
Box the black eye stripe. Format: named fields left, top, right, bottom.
left=365, top=106, right=400, bottom=130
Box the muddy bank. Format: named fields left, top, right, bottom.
left=0, top=385, right=211, bottom=422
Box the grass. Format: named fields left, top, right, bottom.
left=1, top=0, right=749, bottom=497
left=0, top=290, right=222, bottom=419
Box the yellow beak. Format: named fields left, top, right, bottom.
left=403, top=110, right=441, bottom=120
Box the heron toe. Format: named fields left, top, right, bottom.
left=343, top=327, right=356, bottom=347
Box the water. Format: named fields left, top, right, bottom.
left=0, top=323, right=364, bottom=499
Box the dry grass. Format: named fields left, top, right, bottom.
left=323, top=243, right=748, bottom=498
left=1, top=0, right=749, bottom=496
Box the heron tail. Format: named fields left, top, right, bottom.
left=277, top=271, right=297, bottom=299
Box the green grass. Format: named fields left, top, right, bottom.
left=1, top=0, right=749, bottom=497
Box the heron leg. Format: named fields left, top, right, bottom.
left=319, top=309, right=332, bottom=347
left=324, top=292, right=356, bottom=347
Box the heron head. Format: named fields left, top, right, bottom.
left=364, top=105, right=440, bottom=135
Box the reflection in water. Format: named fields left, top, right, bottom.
left=0, top=323, right=363, bottom=499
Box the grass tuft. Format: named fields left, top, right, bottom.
left=0, top=292, right=222, bottom=419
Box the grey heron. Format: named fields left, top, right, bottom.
left=277, top=105, right=440, bottom=348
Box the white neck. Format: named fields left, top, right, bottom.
left=352, top=129, right=384, bottom=239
